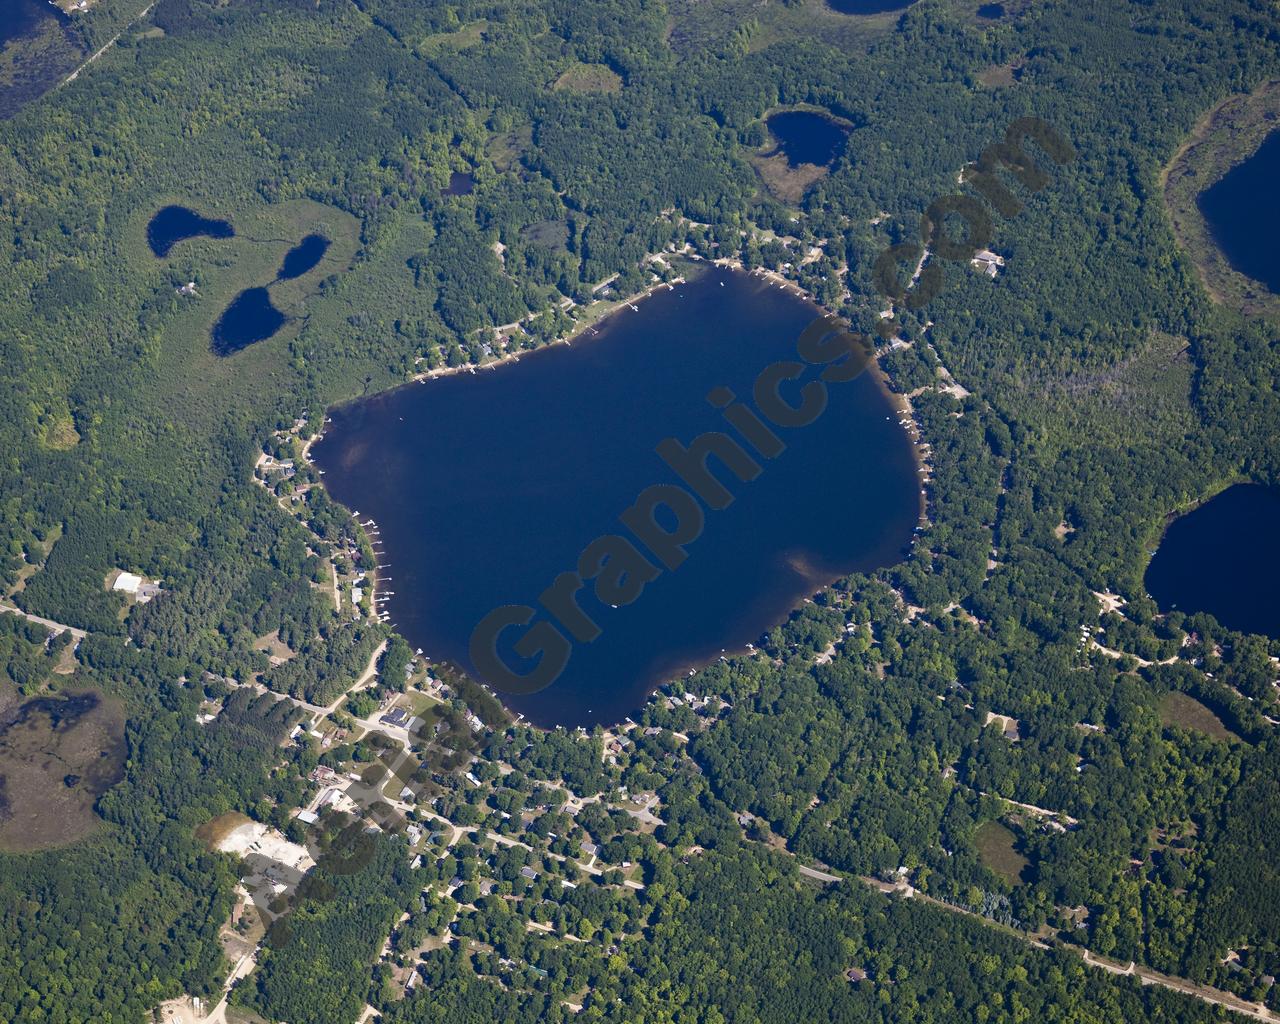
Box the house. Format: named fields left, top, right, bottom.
left=844, top=967, right=869, bottom=983
left=380, top=707, right=410, bottom=727
left=110, top=570, right=163, bottom=604
left=111, top=571, right=143, bottom=595
left=296, top=810, right=318, bottom=825
left=971, top=249, right=1006, bottom=277
left=310, top=765, right=336, bottom=784
left=519, top=866, right=539, bottom=881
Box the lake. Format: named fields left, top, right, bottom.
left=1145, top=483, right=1280, bottom=639
left=278, top=233, right=330, bottom=280
left=0, top=0, right=81, bottom=120
left=147, top=204, right=235, bottom=258
left=1197, top=130, right=1280, bottom=294
left=977, top=3, right=1005, bottom=18
left=211, top=286, right=285, bottom=355
left=0, top=0, right=56, bottom=46
left=314, top=267, right=921, bottom=727
left=826, top=0, right=914, bottom=14
left=765, top=111, right=850, bottom=169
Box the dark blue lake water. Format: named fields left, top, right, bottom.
left=211, top=286, right=285, bottom=356
left=278, top=234, right=330, bottom=280
left=147, top=205, right=234, bottom=258
left=1197, top=130, right=1280, bottom=294
left=0, top=0, right=52, bottom=46
left=1145, top=483, right=1280, bottom=639
left=0, top=0, right=80, bottom=120
left=977, top=3, right=1005, bottom=18
left=826, top=0, right=914, bottom=14
left=314, top=268, right=922, bottom=727
left=766, top=111, right=850, bottom=169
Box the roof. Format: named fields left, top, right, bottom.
left=112, top=571, right=143, bottom=593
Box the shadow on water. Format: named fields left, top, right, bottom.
left=313, top=267, right=922, bottom=728
left=211, top=286, right=286, bottom=355
left=1197, top=130, right=1280, bottom=294
left=765, top=111, right=850, bottom=168
left=148, top=205, right=235, bottom=258
left=278, top=233, right=330, bottom=281
left=1145, top=483, right=1280, bottom=639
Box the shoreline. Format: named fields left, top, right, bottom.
left=297, top=262, right=936, bottom=730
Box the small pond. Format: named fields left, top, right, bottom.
left=765, top=111, right=850, bottom=169
left=1145, top=483, right=1280, bottom=638
left=826, top=0, right=914, bottom=14
left=278, top=233, right=330, bottom=280
left=147, top=204, right=234, bottom=258
left=1197, top=130, right=1280, bottom=294
left=977, top=3, right=1005, bottom=18
left=442, top=171, right=475, bottom=197
left=211, top=286, right=286, bottom=355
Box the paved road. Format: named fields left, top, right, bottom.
left=0, top=603, right=87, bottom=640
left=796, top=863, right=843, bottom=884
left=791, top=856, right=1276, bottom=1021
left=64, top=2, right=157, bottom=86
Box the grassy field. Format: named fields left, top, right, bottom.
left=94, top=193, right=362, bottom=501
left=397, top=688, right=445, bottom=718
left=0, top=688, right=125, bottom=852
left=1158, top=691, right=1240, bottom=743
left=416, top=19, right=488, bottom=56
left=553, top=62, right=624, bottom=94
left=974, top=820, right=1031, bottom=886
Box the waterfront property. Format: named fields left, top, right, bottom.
left=314, top=268, right=921, bottom=727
